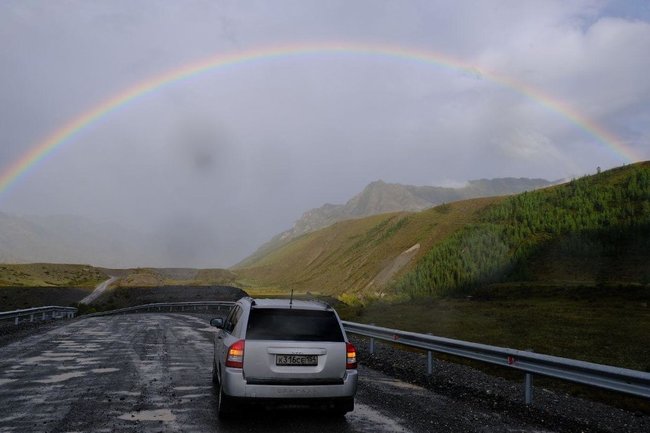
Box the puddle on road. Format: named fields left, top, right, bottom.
left=178, top=393, right=210, bottom=402
left=347, top=403, right=412, bottom=433
left=54, top=342, right=102, bottom=353
left=76, top=357, right=103, bottom=365
left=23, top=355, right=77, bottom=364
left=57, top=366, right=85, bottom=371
left=78, top=331, right=111, bottom=337
left=112, top=391, right=141, bottom=397
left=374, top=378, right=426, bottom=392
left=118, top=409, right=175, bottom=422
left=173, top=385, right=211, bottom=391
left=34, top=371, right=86, bottom=384
left=91, top=368, right=120, bottom=374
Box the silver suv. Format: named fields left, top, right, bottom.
left=210, top=297, right=358, bottom=417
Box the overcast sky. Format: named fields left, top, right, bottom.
left=1, top=0, right=649, bottom=267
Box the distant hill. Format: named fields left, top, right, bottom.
left=235, top=198, right=501, bottom=296
left=0, top=263, right=240, bottom=310
left=236, top=162, right=650, bottom=299
left=237, top=177, right=552, bottom=267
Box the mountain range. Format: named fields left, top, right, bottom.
left=235, top=162, right=650, bottom=298
left=237, top=177, right=553, bottom=267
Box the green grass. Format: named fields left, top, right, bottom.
left=344, top=285, right=650, bottom=372
left=0, top=264, right=108, bottom=288
left=397, top=161, right=650, bottom=297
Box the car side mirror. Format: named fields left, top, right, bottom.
left=210, top=318, right=224, bottom=329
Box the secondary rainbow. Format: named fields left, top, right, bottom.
left=0, top=42, right=640, bottom=197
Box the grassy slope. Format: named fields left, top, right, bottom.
left=351, top=291, right=649, bottom=372
left=0, top=265, right=238, bottom=311
left=239, top=162, right=650, bottom=300
left=0, top=263, right=108, bottom=287
left=396, top=161, right=650, bottom=297
left=114, top=268, right=238, bottom=287
left=0, top=264, right=108, bottom=310
left=235, top=197, right=501, bottom=297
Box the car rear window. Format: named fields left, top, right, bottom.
left=246, top=308, right=344, bottom=342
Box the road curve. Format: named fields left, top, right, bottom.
left=0, top=314, right=557, bottom=433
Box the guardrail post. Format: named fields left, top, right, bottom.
left=426, top=333, right=434, bottom=375
left=30, top=313, right=34, bottom=322
left=524, top=373, right=534, bottom=405
left=15, top=317, right=19, bottom=325
left=369, top=337, right=375, bottom=355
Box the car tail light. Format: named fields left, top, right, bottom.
left=226, top=340, right=245, bottom=368
left=346, top=342, right=357, bottom=369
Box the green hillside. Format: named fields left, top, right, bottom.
left=238, top=162, right=650, bottom=300
left=235, top=197, right=502, bottom=296
left=397, top=161, right=650, bottom=298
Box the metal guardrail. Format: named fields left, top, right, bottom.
left=342, top=321, right=650, bottom=404
left=0, top=306, right=78, bottom=325
left=83, top=301, right=235, bottom=318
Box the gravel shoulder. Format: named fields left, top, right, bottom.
left=350, top=335, right=649, bottom=433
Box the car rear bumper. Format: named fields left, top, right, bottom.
left=222, top=367, right=358, bottom=399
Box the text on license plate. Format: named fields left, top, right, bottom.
left=276, top=354, right=318, bottom=366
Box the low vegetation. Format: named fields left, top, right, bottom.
left=235, top=197, right=500, bottom=297
left=239, top=162, right=650, bottom=301
left=0, top=265, right=239, bottom=312
left=0, top=264, right=108, bottom=288
left=115, top=267, right=237, bottom=287
left=342, top=287, right=650, bottom=372
left=396, top=162, right=650, bottom=297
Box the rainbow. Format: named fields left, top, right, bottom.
left=0, top=42, right=642, bottom=197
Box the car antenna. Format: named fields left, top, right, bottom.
left=290, top=289, right=294, bottom=309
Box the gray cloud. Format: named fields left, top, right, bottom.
left=0, top=0, right=648, bottom=267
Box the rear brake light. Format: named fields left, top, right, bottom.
left=346, top=342, right=357, bottom=369
left=226, top=340, right=245, bottom=368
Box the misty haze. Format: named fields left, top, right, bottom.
left=1, top=1, right=648, bottom=268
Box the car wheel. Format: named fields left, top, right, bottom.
left=211, top=359, right=219, bottom=385
left=333, top=397, right=354, bottom=416
left=217, top=380, right=236, bottom=418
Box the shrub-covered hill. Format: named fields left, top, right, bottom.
left=235, top=197, right=501, bottom=297
left=397, top=161, right=650, bottom=297
left=238, top=162, right=650, bottom=299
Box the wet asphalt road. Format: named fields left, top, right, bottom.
left=0, top=314, right=555, bottom=433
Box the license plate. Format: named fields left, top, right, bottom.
left=276, top=354, right=318, bottom=366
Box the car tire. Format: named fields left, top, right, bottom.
left=217, top=380, right=236, bottom=419
left=211, top=359, right=219, bottom=385
left=333, top=397, right=354, bottom=416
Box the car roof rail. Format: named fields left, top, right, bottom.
left=241, top=296, right=256, bottom=306
left=309, top=298, right=332, bottom=310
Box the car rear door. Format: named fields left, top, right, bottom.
left=242, top=308, right=347, bottom=384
